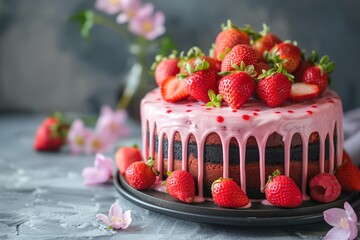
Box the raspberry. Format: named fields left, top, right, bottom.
left=309, top=173, right=341, bottom=203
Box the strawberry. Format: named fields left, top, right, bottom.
left=218, top=62, right=256, bottom=109
left=335, top=151, right=360, bottom=192
left=257, top=65, right=292, bottom=108
left=220, top=44, right=258, bottom=72
left=293, top=50, right=318, bottom=82
left=125, top=157, right=159, bottom=190
left=165, top=170, right=195, bottom=203
left=264, top=170, right=303, bottom=208
left=309, top=173, right=341, bottom=203
left=151, top=51, right=180, bottom=87
left=302, top=55, right=335, bottom=94
left=251, top=24, right=282, bottom=61
left=266, top=42, right=301, bottom=73
left=212, top=178, right=249, bottom=208
left=115, top=144, right=143, bottom=175
left=34, top=112, right=69, bottom=151
left=214, top=20, right=251, bottom=61
left=253, top=61, right=270, bottom=78
left=160, top=76, right=189, bottom=103
left=181, top=60, right=218, bottom=103
left=288, top=82, right=319, bottom=102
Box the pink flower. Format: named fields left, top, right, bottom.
left=116, top=0, right=141, bottom=24
left=85, top=131, right=113, bottom=154
left=82, top=153, right=114, bottom=185
left=323, top=202, right=358, bottom=240
left=95, top=0, right=125, bottom=15
left=128, top=4, right=165, bottom=40
left=96, top=202, right=132, bottom=230
left=95, top=105, right=129, bottom=145
left=67, top=119, right=93, bottom=155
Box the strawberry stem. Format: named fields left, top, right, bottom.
left=264, top=169, right=281, bottom=190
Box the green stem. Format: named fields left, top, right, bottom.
left=93, top=13, right=132, bottom=42
left=116, top=37, right=150, bottom=110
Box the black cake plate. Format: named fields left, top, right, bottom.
left=114, top=172, right=360, bottom=226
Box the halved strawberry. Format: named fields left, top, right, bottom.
left=288, top=82, right=319, bottom=102
left=302, top=55, right=335, bottom=94
left=160, top=76, right=189, bottom=103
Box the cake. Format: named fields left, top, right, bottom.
left=142, top=21, right=344, bottom=204
left=140, top=88, right=343, bottom=200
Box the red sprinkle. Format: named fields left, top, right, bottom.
left=311, top=105, right=318, bottom=108
left=242, top=114, right=250, bottom=121
left=307, top=110, right=313, bottom=115
left=328, top=100, right=335, bottom=104
left=206, top=107, right=212, bottom=110
left=217, top=116, right=224, bottom=123
left=186, top=104, right=192, bottom=107
left=232, top=109, right=237, bottom=113
left=287, top=110, right=294, bottom=113
left=275, top=111, right=281, bottom=114
left=253, top=112, right=258, bottom=116
left=166, top=110, right=172, bottom=113
left=254, top=109, right=261, bottom=112
left=186, top=110, right=192, bottom=112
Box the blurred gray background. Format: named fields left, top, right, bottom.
left=0, top=0, right=359, bottom=116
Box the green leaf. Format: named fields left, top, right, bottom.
left=158, top=35, right=177, bottom=56
left=206, top=90, right=222, bottom=108
left=326, top=62, right=335, bottom=73
left=259, top=23, right=270, bottom=37
left=208, top=89, right=216, bottom=100
left=186, top=63, right=194, bottom=75
left=218, top=71, right=231, bottom=76
left=70, top=10, right=95, bottom=41
left=319, top=55, right=329, bottom=65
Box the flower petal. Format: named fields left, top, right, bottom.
left=137, top=3, right=154, bottom=19
left=109, top=202, right=122, bottom=219
left=344, top=202, right=358, bottom=223
left=82, top=167, right=111, bottom=185
left=95, top=154, right=114, bottom=176
left=154, top=11, right=165, bottom=26
left=324, top=226, right=350, bottom=240
left=323, top=208, right=346, bottom=227
left=348, top=220, right=358, bottom=240
left=122, top=210, right=132, bottom=229
left=116, top=13, right=128, bottom=24
left=96, top=213, right=111, bottom=226
left=111, top=222, right=126, bottom=230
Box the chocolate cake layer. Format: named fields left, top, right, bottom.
left=150, top=133, right=334, bottom=164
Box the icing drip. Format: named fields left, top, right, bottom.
left=141, top=89, right=344, bottom=201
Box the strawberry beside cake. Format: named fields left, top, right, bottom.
left=128, top=20, right=358, bottom=208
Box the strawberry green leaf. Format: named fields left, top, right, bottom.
left=308, top=50, right=319, bottom=63
left=150, top=50, right=178, bottom=73
left=206, top=90, right=222, bottom=108
left=209, top=43, right=215, bottom=58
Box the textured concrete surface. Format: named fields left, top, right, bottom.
left=1, top=114, right=354, bottom=240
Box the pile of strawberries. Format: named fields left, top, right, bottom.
left=117, top=144, right=360, bottom=208
left=152, top=20, right=335, bottom=109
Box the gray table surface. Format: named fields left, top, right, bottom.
left=0, top=114, right=350, bottom=240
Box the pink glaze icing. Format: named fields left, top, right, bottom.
left=141, top=88, right=344, bottom=201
